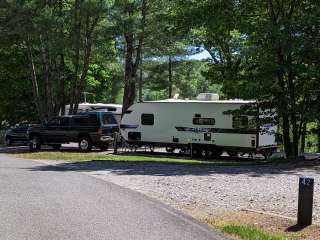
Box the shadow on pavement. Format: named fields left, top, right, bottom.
left=24, top=157, right=320, bottom=177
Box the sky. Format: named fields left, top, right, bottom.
left=187, top=49, right=212, bottom=60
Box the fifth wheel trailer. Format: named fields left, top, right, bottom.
left=120, top=99, right=278, bottom=158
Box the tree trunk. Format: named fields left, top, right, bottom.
left=138, top=64, right=143, bottom=102
left=58, top=0, right=66, bottom=116
left=121, top=0, right=147, bottom=114
left=69, top=0, right=82, bottom=115
left=58, top=53, right=66, bottom=115
left=73, top=15, right=98, bottom=114
left=40, top=34, right=54, bottom=120
left=26, top=40, right=44, bottom=122
left=122, top=33, right=135, bottom=114
left=317, top=121, right=320, bottom=153
left=300, top=122, right=307, bottom=154
left=168, top=55, right=172, bottom=99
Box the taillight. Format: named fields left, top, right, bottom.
left=97, top=128, right=103, bottom=135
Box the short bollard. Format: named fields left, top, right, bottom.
left=297, top=177, right=314, bottom=226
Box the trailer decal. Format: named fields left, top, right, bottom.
left=120, top=124, right=139, bottom=129
left=175, top=127, right=256, bottom=134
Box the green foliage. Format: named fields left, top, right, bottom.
left=142, top=59, right=210, bottom=100
left=222, top=224, right=287, bottom=240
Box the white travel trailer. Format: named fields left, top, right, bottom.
left=62, top=103, right=122, bottom=124
left=120, top=98, right=278, bottom=158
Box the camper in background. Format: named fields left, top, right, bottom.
left=61, top=103, right=122, bottom=124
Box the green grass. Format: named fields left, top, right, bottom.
left=15, top=151, right=285, bottom=167
left=221, top=224, right=288, bottom=240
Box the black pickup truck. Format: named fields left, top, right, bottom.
left=4, top=123, right=30, bottom=146
left=28, top=112, right=119, bottom=151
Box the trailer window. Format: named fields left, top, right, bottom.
left=141, top=114, right=154, bottom=125
left=193, top=118, right=215, bottom=125
left=232, top=116, right=249, bottom=129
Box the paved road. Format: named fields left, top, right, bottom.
left=0, top=154, right=226, bottom=240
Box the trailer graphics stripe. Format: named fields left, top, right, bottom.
left=120, top=124, right=139, bottom=129
left=175, top=127, right=257, bottom=134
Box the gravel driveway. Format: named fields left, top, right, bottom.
left=35, top=159, right=320, bottom=223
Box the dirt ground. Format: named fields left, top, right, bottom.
left=181, top=207, right=320, bottom=240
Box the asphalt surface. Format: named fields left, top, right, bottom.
left=0, top=154, right=227, bottom=240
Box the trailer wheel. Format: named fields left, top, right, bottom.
left=166, top=147, right=175, bottom=153
left=211, top=147, right=223, bottom=159
left=191, top=148, right=201, bottom=158
left=205, top=150, right=213, bottom=159
left=227, top=151, right=238, bottom=157
left=149, top=145, right=154, bottom=152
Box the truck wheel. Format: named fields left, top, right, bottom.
left=5, top=136, right=13, bottom=146
left=51, top=144, right=62, bottom=151
left=29, top=136, right=41, bottom=151
left=78, top=137, right=92, bottom=152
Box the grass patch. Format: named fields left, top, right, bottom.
left=14, top=151, right=284, bottom=166
left=221, top=224, right=288, bottom=240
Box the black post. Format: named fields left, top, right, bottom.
left=297, top=177, right=314, bottom=226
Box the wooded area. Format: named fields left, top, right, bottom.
left=0, top=0, right=319, bottom=158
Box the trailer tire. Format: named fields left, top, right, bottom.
left=191, top=147, right=202, bottom=158
left=166, top=147, right=175, bottom=153
left=227, top=151, right=238, bottom=157
left=211, top=147, right=223, bottom=159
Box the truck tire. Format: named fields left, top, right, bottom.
left=5, top=136, right=13, bottom=146
left=29, top=136, right=41, bottom=151
left=78, top=137, right=92, bottom=152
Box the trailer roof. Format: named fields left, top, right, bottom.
left=144, top=99, right=255, bottom=104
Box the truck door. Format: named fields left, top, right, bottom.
left=43, top=118, right=61, bottom=143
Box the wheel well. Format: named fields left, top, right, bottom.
left=78, top=133, right=91, bottom=141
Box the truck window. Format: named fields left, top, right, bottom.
left=60, top=117, right=70, bottom=126
left=48, top=118, right=60, bottom=126
left=102, top=114, right=117, bottom=125
left=73, top=116, right=89, bottom=125
left=232, top=116, right=249, bottom=129
left=193, top=118, right=215, bottom=125
left=141, top=114, right=154, bottom=125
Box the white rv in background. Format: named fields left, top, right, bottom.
left=62, top=103, right=122, bottom=124
left=120, top=96, right=277, bottom=159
